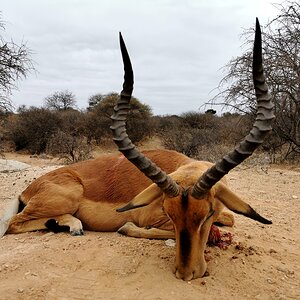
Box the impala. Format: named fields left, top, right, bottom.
left=0, top=18, right=274, bottom=280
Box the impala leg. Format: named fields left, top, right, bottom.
left=7, top=213, right=83, bottom=236
left=7, top=178, right=84, bottom=235
left=7, top=215, right=51, bottom=233
left=118, top=222, right=175, bottom=239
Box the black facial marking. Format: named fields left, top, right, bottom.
left=45, top=219, right=70, bottom=233
left=180, top=229, right=191, bottom=266
left=206, top=209, right=215, bottom=220
left=181, top=189, right=189, bottom=211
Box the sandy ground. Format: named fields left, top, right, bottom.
left=0, top=153, right=299, bottom=300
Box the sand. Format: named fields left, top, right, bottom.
left=0, top=154, right=299, bottom=300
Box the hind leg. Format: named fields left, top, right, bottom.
left=7, top=213, right=83, bottom=235
left=7, top=178, right=84, bottom=235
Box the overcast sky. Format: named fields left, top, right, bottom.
left=2, top=0, right=281, bottom=115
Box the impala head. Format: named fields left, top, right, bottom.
left=163, top=188, right=216, bottom=280
left=111, top=18, right=274, bottom=280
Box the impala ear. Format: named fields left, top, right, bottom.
left=117, top=183, right=163, bottom=212
left=215, top=183, right=272, bottom=224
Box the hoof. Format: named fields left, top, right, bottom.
left=117, top=222, right=135, bottom=236
left=70, top=229, right=84, bottom=236
left=117, top=226, right=128, bottom=236
left=203, top=271, right=210, bottom=277
left=215, top=212, right=235, bottom=227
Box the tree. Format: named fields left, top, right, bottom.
left=214, top=1, right=300, bottom=160
left=0, top=13, right=33, bottom=112
left=44, top=90, right=77, bottom=111
left=7, top=107, right=61, bottom=153
left=87, top=93, right=104, bottom=110
left=86, top=92, right=153, bottom=144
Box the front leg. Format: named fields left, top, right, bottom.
left=118, top=222, right=175, bottom=239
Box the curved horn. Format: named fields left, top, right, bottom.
left=110, top=33, right=180, bottom=197
left=191, top=18, right=275, bottom=198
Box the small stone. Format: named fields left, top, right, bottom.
left=165, top=239, right=175, bottom=247
left=292, top=195, right=298, bottom=199
left=235, top=243, right=244, bottom=251
left=276, top=266, right=286, bottom=273
left=17, top=288, right=24, bottom=293
left=266, top=278, right=274, bottom=284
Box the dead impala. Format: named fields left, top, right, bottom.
left=0, top=18, right=274, bottom=280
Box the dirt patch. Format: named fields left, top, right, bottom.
left=0, top=159, right=31, bottom=172
left=0, top=154, right=299, bottom=300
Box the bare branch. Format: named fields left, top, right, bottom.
left=0, top=13, right=34, bottom=111
left=212, top=1, right=300, bottom=157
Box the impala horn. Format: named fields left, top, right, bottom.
left=191, top=18, right=275, bottom=198
left=110, top=33, right=180, bottom=197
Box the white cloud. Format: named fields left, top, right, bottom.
left=2, top=0, right=281, bottom=114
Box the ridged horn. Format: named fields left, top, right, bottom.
left=191, top=18, right=275, bottom=198
left=110, top=33, right=180, bottom=197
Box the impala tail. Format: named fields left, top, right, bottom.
left=0, top=197, right=20, bottom=237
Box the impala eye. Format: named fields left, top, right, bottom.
left=206, top=210, right=215, bottom=220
